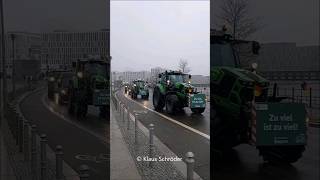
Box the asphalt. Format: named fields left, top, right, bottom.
left=19, top=90, right=109, bottom=180
left=117, top=90, right=211, bottom=180
left=133, top=89, right=210, bottom=135
left=213, top=127, right=320, bottom=180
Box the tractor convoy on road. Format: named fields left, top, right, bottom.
left=45, top=28, right=308, bottom=164
left=123, top=71, right=207, bottom=115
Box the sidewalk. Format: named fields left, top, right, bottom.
left=110, top=105, right=141, bottom=180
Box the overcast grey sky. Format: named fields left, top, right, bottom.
left=111, top=1, right=210, bottom=76
left=212, top=0, right=319, bottom=46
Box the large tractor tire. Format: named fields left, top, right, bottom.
left=212, top=109, right=239, bottom=151
left=191, top=108, right=205, bottom=114
left=74, top=92, right=88, bottom=119
left=68, top=92, right=75, bottom=114
left=153, top=87, right=165, bottom=111
left=143, top=94, right=149, bottom=100
left=131, top=92, right=137, bottom=99
left=165, top=94, right=179, bottom=114
left=75, top=102, right=88, bottom=119
left=258, top=145, right=305, bottom=163
left=99, top=106, right=108, bottom=119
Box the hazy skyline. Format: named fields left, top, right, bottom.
left=111, top=1, right=210, bottom=76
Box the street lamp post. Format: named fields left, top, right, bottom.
left=10, top=33, right=16, bottom=97
left=0, top=0, right=7, bottom=125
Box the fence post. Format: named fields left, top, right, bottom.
left=56, top=145, right=64, bottom=180
left=79, top=164, right=90, bottom=180
left=272, top=83, right=277, bottom=98
left=185, top=152, right=195, bottom=180
left=122, top=105, right=125, bottom=123
left=300, top=88, right=303, bottom=103
left=19, top=116, right=23, bottom=152
left=127, top=107, right=130, bottom=130
left=40, top=134, right=47, bottom=180
left=309, top=87, right=312, bottom=107
left=15, top=112, right=19, bottom=145
left=134, top=112, right=138, bottom=145
left=31, top=125, right=37, bottom=180
left=23, top=120, right=30, bottom=161
left=149, top=124, right=155, bottom=168
left=292, top=87, right=295, bottom=102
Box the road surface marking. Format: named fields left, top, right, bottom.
left=41, top=94, right=107, bottom=144
left=121, top=92, right=210, bottom=140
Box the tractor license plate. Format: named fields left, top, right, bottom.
left=256, top=103, right=307, bottom=146
left=190, top=94, right=206, bottom=108
left=93, top=90, right=109, bottom=105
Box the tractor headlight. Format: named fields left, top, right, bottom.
left=77, top=72, right=83, bottom=78
left=254, top=85, right=262, bottom=97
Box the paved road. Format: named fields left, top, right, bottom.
left=20, top=90, right=109, bottom=180
left=117, top=90, right=210, bottom=180
left=213, top=127, right=320, bottom=180
left=127, top=88, right=210, bottom=135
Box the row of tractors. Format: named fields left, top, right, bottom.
left=47, top=57, right=110, bottom=119
left=123, top=71, right=207, bottom=115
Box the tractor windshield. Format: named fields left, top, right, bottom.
left=168, top=74, right=188, bottom=83
left=211, top=43, right=237, bottom=67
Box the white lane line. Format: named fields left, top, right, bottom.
left=41, top=94, right=107, bottom=144
left=121, top=93, right=210, bottom=140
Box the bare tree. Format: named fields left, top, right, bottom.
left=216, top=0, right=261, bottom=39
left=178, top=59, right=191, bottom=73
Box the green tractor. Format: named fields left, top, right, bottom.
left=211, top=29, right=307, bottom=163
left=153, top=71, right=206, bottom=114
left=68, top=57, right=110, bottom=119
left=130, top=79, right=149, bottom=100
